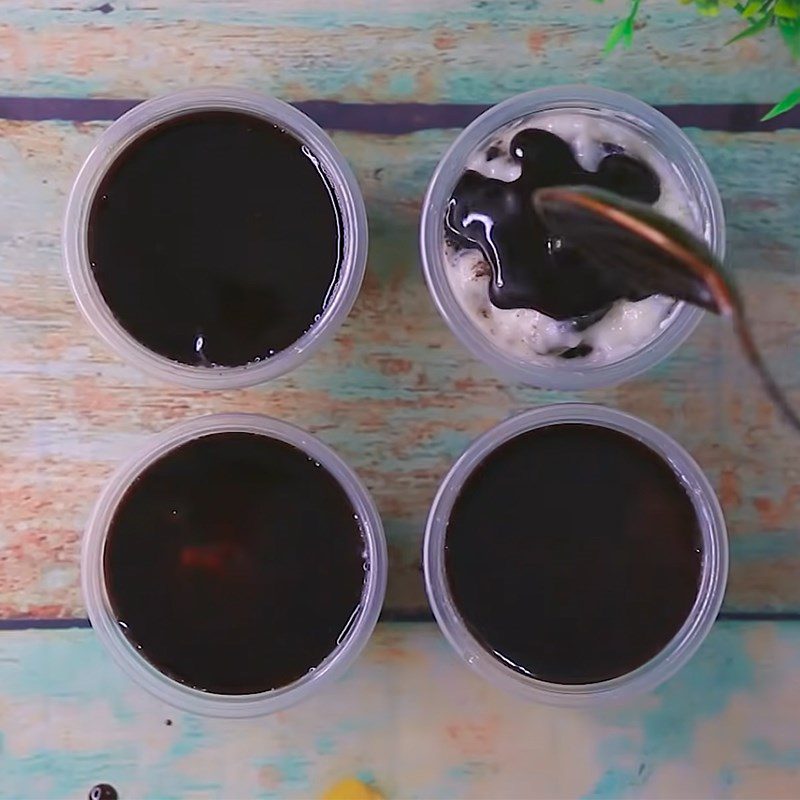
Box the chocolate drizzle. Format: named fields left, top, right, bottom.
left=446, top=128, right=661, bottom=322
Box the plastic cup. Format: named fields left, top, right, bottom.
left=423, top=403, right=728, bottom=706
left=64, top=88, right=368, bottom=389
left=420, top=85, right=726, bottom=389
left=82, top=414, right=387, bottom=717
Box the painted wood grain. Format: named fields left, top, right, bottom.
left=0, top=2, right=797, bottom=796
left=0, top=0, right=796, bottom=107
left=0, top=621, right=799, bottom=798
left=0, top=121, right=799, bottom=617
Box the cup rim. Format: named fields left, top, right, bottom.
left=419, top=84, right=726, bottom=389
left=63, top=87, right=368, bottom=389
left=423, top=403, right=728, bottom=706
left=82, top=413, right=388, bottom=717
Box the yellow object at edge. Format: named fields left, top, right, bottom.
left=321, top=777, right=385, bottom=800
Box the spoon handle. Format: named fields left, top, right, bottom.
left=730, top=309, right=800, bottom=433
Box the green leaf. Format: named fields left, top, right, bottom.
left=603, top=0, right=641, bottom=54
left=778, top=17, right=800, bottom=56
left=604, top=17, right=631, bottom=52
left=725, top=13, right=771, bottom=43
left=775, top=0, right=800, bottom=18
left=695, top=0, right=722, bottom=15
left=761, top=85, right=800, bottom=119
left=623, top=15, right=636, bottom=45
left=741, top=0, right=763, bottom=18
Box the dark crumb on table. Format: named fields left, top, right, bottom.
left=165, top=719, right=173, bottom=726
left=89, top=784, right=118, bottom=800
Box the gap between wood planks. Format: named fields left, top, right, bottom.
left=0, top=610, right=799, bottom=630
left=0, top=97, right=799, bottom=132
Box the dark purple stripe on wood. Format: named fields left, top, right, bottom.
left=662, top=103, right=800, bottom=132
left=0, top=618, right=92, bottom=630
left=0, top=611, right=796, bottom=630
left=0, top=96, right=140, bottom=122
left=378, top=609, right=799, bottom=623
left=0, top=97, right=799, bottom=132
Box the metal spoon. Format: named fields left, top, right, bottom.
left=533, top=185, right=800, bottom=433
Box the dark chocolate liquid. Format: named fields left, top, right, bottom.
left=88, top=111, right=343, bottom=367
left=104, top=432, right=366, bottom=694
left=446, top=128, right=661, bottom=322
left=444, top=423, right=703, bottom=684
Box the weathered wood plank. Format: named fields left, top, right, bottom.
left=0, top=621, right=799, bottom=798
left=0, top=0, right=795, bottom=106
left=0, top=121, right=799, bottom=617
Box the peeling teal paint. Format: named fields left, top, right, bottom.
left=313, top=734, right=336, bottom=756
left=747, top=737, right=800, bottom=768
left=387, top=74, right=417, bottom=98
left=0, top=1, right=795, bottom=103
left=355, top=767, right=377, bottom=785
left=584, top=623, right=755, bottom=799
left=0, top=624, right=797, bottom=797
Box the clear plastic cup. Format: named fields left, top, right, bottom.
left=420, top=85, right=726, bottom=389
left=82, top=414, right=387, bottom=717
left=423, top=403, right=728, bottom=706
left=63, top=88, right=368, bottom=389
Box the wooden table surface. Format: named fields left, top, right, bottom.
left=1, top=1, right=799, bottom=797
